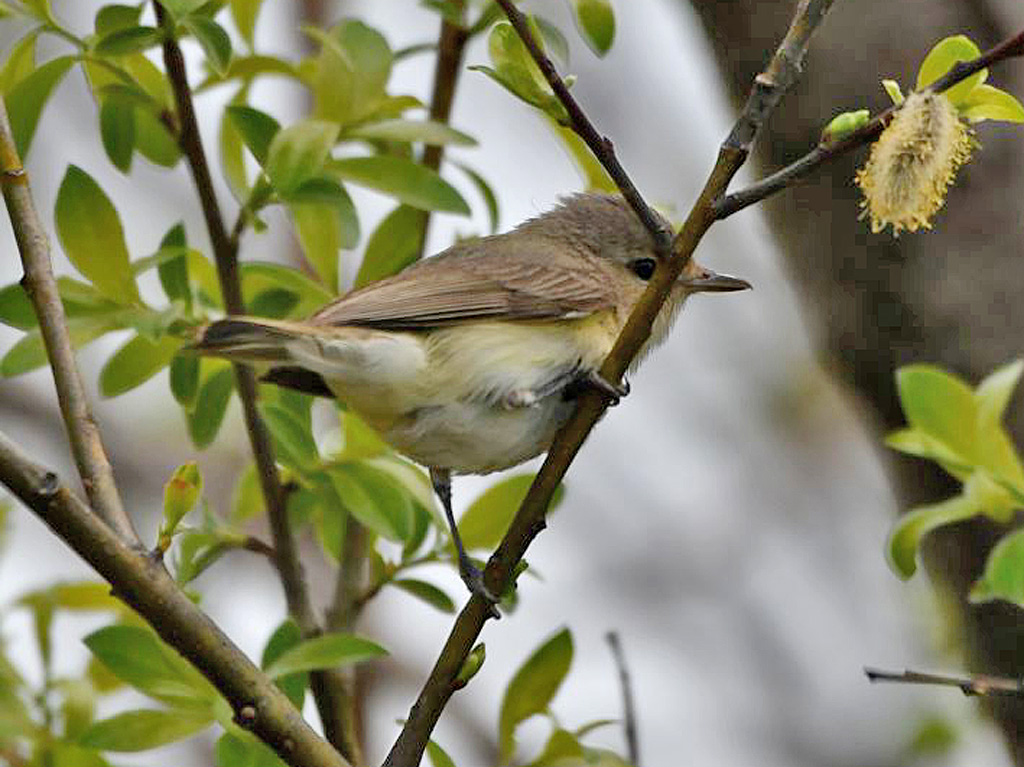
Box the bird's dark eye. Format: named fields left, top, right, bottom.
left=629, top=258, right=656, bottom=281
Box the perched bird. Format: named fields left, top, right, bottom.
left=191, top=193, right=749, bottom=607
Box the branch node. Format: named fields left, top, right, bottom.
left=235, top=704, right=258, bottom=730
left=39, top=471, right=60, bottom=498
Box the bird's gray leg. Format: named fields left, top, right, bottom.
left=430, top=467, right=500, bottom=618
left=559, top=369, right=630, bottom=406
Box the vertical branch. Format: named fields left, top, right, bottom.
left=414, top=1, right=470, bottom=259
left=0, top=101, right=138, bottom=544
left=153, top=3, right=357, bottom=754
left=606, top=632, right=640, bottom=766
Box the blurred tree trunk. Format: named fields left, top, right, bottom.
left=687, top=0, right=1024, bottom=761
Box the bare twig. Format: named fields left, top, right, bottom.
left=0, top=102, right=138, bottom=544
left=383, top=2, right=837, bottom=764
left=715, top=27, right=1024, bottom=219
left=606, top=632, right=640, bottom=766
left=153, top=3, right=356, bottom=754
left=0, top=430, right=350, bottom=767
left=866, top=667, right=1024, bottom=697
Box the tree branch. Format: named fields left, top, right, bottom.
left=383, top=1, right=837, bottom=764
left=153, top=3, right=354, bottom=753
left=0, top=430, right=350, bottom=767
left=0, top=102, right=138, bottom=544
left=715, top=27, right=1024, bottom=219
left=866, top=667, right=1024, bottom=697
left=606, top=632, right=639, bottom=766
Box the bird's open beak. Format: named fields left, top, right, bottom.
left=680, top=267, right=752, bottom=293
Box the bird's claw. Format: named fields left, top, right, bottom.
left=459, top=558, right=501, bottom=619
left=585, top=371, right=630, bottom=406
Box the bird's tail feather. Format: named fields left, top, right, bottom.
left=190, top=317, right=309, bottom=364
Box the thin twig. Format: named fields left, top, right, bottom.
left=153, top=3, right=355, bottom=753
left=0, top=101, right=138, bottom=544
left=0, top=430, right=350, bottom=767
left=383, top=2, right=837, bottom=764
left=715, top=27, right=1024, bottom=219
left=606, top=632, right=640, bottom=766
left=865, top=667, right=1024, bottom=697
left=492, top=0, right=672, bottom=254
left=413, top=3, right=471, bottom=259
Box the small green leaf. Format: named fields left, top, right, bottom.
left=970, top=528, right=1024, bottom=607
left=230, top=463, right=265, bottom=522
left=551, top=123, right=616, bottom=193
left=288, top=177, right=359, bottom=254
left=188, top=363, right=235, bottom=448
left=959, top=84, right=1024, bottom=124
left=456, top=642, right=486, bottom=685
left=219, top=91, right=249, bottom=200
left=55, top=165, right=140, bottom=303
left=1, top=316, right=117, bottom=376
left=259, top=402, right=319, bottom=471
left=15, top=0, right=53, bottom=25
left=183, top=16, right=232, bottom=77
left=226, top=104, right=280, bottom=166
left=289, top=201, right=342, bottom=292
left=499, top=628, right=574, bottom=762
left=885, top=428, right=973, bottom=477
left=308, top=20, right=393, bottom=126
left=454, top=162, right=500, bottom=232
left=162, top=462, right=203, bottom=536
left=100, top=334, right=180, bottom=396
left=265, top=119, right=339, bottom=195
left=100, top=95, right=136, bottom=172
left=5, top=55, right=74, bottom=157
left=916, top=35, right=985, bottom=106
left=134, top=107, right=182, bottom=167
left=157, top=0, right=206, bottom=19
left=79, top=709, right=213, bottom=752
left=886, top=495, right=980, bottom=579
left=94, top=26, right=163, bottom=56
left=325, top=462, right=415, bottom=542
left=0, top=282, right=37, bottom=330
left=230, top=0, right=266, bottom=48
left=346, top=118, right=476, bottom=146
left=426, top=739, right=457, bottom=767
left=532, top=16, right=570, bottom=67
left=84, top=625, right=216, bottom=707
left=896, top=365, right=977, bottom=463
left=571, top=0, right=615, bottom=56
left=263, top=633, right=387, bottom=678
left=240, top=261, right=333, bottom=312
left=331, top=155, right=470, bottom=215
left=882, top=79, right=904, bottom=106
left=460, top=474, right=565, bottom=551
left=261, top=619, right=307, bottom=709
left=393, top=579, right=455, bottom=614
left=0, top=32, right=39, bottom=94
left=95, top=4, right=142, bottom=36
left=51, top=581, right=120, bottom=612
left=355, top=205, right=425, bottom=288
left=821, top=109, right=870, bottom=143
left=158, top=222, right=192, bottom=310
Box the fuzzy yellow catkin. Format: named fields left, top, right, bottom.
left=856, top=91, right=974, bottom=235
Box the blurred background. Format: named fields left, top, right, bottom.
left=1, top=0, right=1023, bottom=765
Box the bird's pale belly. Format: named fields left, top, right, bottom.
left=382, top=396, right=577, bottom=474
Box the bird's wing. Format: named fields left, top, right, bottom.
left=311, top=239, right=616, bottom=330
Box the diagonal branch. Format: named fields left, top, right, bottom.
left=0, top=429, right=350, bottom=767
left=866, top=667, right=1024, bottom=697
left=153, top=2, right=355, bottom=753
left=383, top=2, right=837, bottom=764
left=0, top=100, right=138, bottom=544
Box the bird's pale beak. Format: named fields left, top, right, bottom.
left=679, top=267, right=752, bottom=293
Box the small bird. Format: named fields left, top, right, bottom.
left=191, top=193, right=749, bottom=606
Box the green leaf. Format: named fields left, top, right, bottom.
left=265, top=119, right=339, bottom=195
left=5, top=55, right=74, bottom=157
left=916, top=35, right=985, bottom=106
left=263, top=633, right=387, bottom=678
left=55, top=165, right=140, bottom=303
left=158, top=222, right=192, bottom=310
left=959, top=84, right=1024, bottom=124
left=1, top=316, right=118, bottom=376
left=288, top=177, right=359, bottom=256
left=977, top=359, right=1024, bottom=429
left=337, top=411, right=390, bottom=460
left=183, top=16, right=232, bottom=77
left=454, top=162, right=500, bottom=233
left=261, top=619, right=307, bottom=710
left=100, top=334, right=180, bottom=396
left=571, top=0, right=615, bottom=56
left=230, top=462, right=265, bottom=521
left=84, top=625, right=216, bottom=707
left=308, top=20, right=393, bottom=126
left=134, top=107, right=182, bottom=167
left=532, top=16, right=570, bottom=67
left=220, top=91, right=249, bottom=200
left=259, top=402, right=319, bottom=472
left=426, top=739, right=457, bottom=767
left=95, top=4, right=143, bottom=36
left=79, top=709, right=213, bottom=752
left=886, top=495, right=980, bottom=579
left=289, top=201, right=342, bottom=292
left=100, top=94, right=136, bottom=172
left=970, top=528, right=1024, bottom=607
left=216, top=730, right=287, bottom=767
left=0, top=32, right=39, bottom=94
left=821, top=109, right=870, bottom=142
left=50, top=581, right=121, bottom=612
left=460, top=474, right=565, bottom=551
left=881, top=78, right=904, bottom=106
left=226, top=104, right=280, bottom=166
left=331, top=155, right=470, bottom=214
left=157, top=0, right=206, bottom=19
left=392, top=579, right=456, bottom=613
left=240, top=261, right=333, bottom=312
left=230, top=0, right=266, bottom=48
left=499, top=628, right=574, bottom=762
left=17, top=0, right=53, bottom=24
left=0, top=282, right=37, bottom=329
left=346, top=118, right=476, bottom=146
left=170, top=353, right=200, bottom=407
left=895, top=365, right=977, bottom=463
left=551, top=122, right=616, bottom=193
left=325, top=462, right=415, bottom=542
left=162, top=462, right=203, bottom=536
left=94, top=26, right=163, bottom=56
left=355, top=205, right=425, bottom=288
left=885, top=428, right=973, bottom=478
left=187, top=363, right=235, bottom=448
